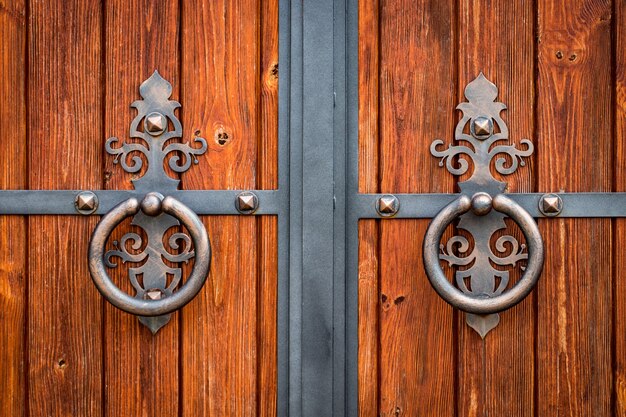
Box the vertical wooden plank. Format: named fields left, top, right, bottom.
left=28, top=0, right=103, bottom=415
left=0, top=0, right=27, bottom=415
left=103, top=1, right=180, bottom=416
left=457, top=1, right=535, bottom=416
left=615, top=0, right=626, bottom=414
left=180, top=0, right=260, bottom=414
left=258, top=0, right=279, bottom=414
left=537, top=0, right=612, bottom=415
left=375, top=0, right=456, bottom=415
left=357, top=0, right=380, bottom=414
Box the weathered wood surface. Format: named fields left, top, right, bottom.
left=359, top=0, right=618, bottom=416
left=536, top=0, right=613, bottom=415
left=180, top=0, right=276, bottom=415
left=0, top=0, right=278, bottom=415
left=457, top=1, right=535, bottom=416
left=0, top=0, right=26, bottom=415
left=28, top=0, right=104, bottom=415
left=103, top=0, right=181, bottom=416
left=617, top=1, right=626, bottom=415
left=358, top=0, right=456, bottom=415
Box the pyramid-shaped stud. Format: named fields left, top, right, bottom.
left=377, top=195, right=399, bottom=217
left=74, top=191, right=98, bottom=214
left=144, top=112, right=167, bottom=136
left=471, top=116, right=493, bottom=139
left=236, top=192, right=259, bottom=214
left=144, top=289, right=164, bottom=301
left=539, top=193, right=563, bottom=216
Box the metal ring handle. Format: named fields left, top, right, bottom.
left=423, top=193, right=544, bottom=314
left=88, top=194, right=211, bottom=316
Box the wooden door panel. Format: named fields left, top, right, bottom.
left=457, top=1, right=535, bottom=416
left=358, top=0, right=618, bottom=416
left=537, top=1, right=612, bottom=414
left=104, top=1, right=181, bottom=416
left=28, top=0, right=104, bottom=415
left=0, top=0, right=27, bottom=415
left=0, top=0, right=278, bottom=415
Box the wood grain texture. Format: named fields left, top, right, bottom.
left=103, top=1, right=180, bottom=416
left=257, top=0, right=279, bottom=414
left=373, top=0, right=456, bottom=415
left=457, top=1, right=535, bottom=416
left=0, top=0, right=26, bottom=415
left=28, top=0, right=103, bottom=415
left=616, top=0, right=626, bottom=414
left=180, top=0, right=261, bottom=414
left=357, top=0, right=379, bottom=414
left=536, top=0, right=612, bottom=415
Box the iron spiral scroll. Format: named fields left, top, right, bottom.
left=424, top=74, right=544, bottom=337
left=88, top=72, right=211, bottom=334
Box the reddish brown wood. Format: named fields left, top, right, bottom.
left=0, top=0, right=26, bottom=415
left=369, top=0, right=456, bottom=415
left=357, top=0, right=380, bottom=414
left=616, top=0, right=626, bottom=414
left=103, top=1, right=180, bottom=416
left=180, top=0, right=262, bottom=414
left=536, top=0, right=612, bottom=415
left=456, top=1, right=536, bottom=416
left=257, top=0, right=279, bottom=414
left=28, top=0, right=103, bottom=415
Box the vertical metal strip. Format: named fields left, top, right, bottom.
left=333, top=0, right=348, bottom=414
left=277, top=0, right=292, bottom=415
left=345, top=0, right=360, bottom=414
left=301, top=0, right=335, bottom=415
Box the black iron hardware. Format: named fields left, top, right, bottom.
left=423, top=74, right=544, bottom=337
left=89, top=72, right=212, bottom=333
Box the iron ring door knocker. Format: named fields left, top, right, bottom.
left=87, top=71, right=212, bottom=333
left=88, top=192, right=210, bottom=317
left=423, top=192, right=544, bottom=314
left=422, top=73, right=545, bottom=337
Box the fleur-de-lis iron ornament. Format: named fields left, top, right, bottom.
left=88, top=71, right=211, bottom=334
left=424, top=73, right=544, bottom=337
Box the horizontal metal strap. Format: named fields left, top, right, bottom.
left=353, top=193, right=626, bottom=219
left=0, top=190, right=285, bottom=215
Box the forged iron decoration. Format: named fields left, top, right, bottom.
left=424, top=73, right=545, bottom=337
left=88, top=71, right=211, bottom=334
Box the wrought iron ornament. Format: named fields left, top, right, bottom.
left=425, top=73, right=544, bottom=337
left=89, top=72, right=211, bottom=333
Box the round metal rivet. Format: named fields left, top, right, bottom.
left=471, top=192, right=493, bottom=216
left=538, top=193, right=563, bottom=217
left=376, top=194, right=400, bottom=217
left=141, top=192, right=164, bottom=216
left=74, top=191, right=99, bottom=215
left=236, top=191, right=259, bottom=214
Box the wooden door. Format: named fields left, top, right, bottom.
left=357, top=0, right=620, bottom=416
left=0, top=0, right=278, bottom=415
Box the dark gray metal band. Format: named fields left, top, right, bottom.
left=351, top=192, right=626, bottom=219
left=0, top=190, right=284, bottom=215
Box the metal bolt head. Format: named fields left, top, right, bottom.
left=144, top=112, right=167, bottom=136
left=74, top=191, right=98, bottom=215
left=539, top=193, right=563, bottom=216
left=376, top=195, right=399, bottom=217
left=143, top=289, right=164, bottom=301
left=471, top=116, right=493, bottom=140
left=141, top=192, right=164, bottom=216
left=236, top=191, right=259, bottom=214
left=471, top=192, right=493, bottom=216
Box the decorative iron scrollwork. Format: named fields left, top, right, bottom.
left=88, top=72, right=211, bottom=334
left=424, top=74, right=544, bottom=337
